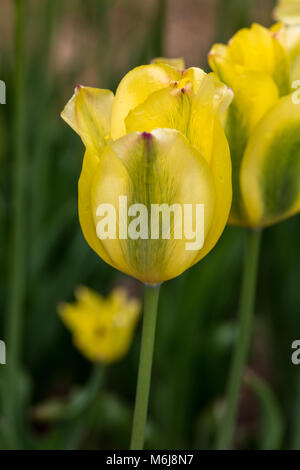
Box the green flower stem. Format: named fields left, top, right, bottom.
left=130, top=284, right=161, bottom=450
left=216, top=229, right=262, bottom=450
left=3, top=0, right=26, bottom=449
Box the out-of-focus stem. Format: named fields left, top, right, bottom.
left=216, top=0, right=251, bottom=42
left=216, top=229, right=262, bottom=450
left=152, top=0, right=166, bottom=57
left=30, top=0, right=58, bottom=259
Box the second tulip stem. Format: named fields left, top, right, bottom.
left=130, top=284, right=160, bottom=450
left=216, top=229, right=262, bottom=450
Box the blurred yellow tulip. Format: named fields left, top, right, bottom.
left=61, top=59, right=232, bottom=283
left=209, top=23, right=300, bottom=228
left=58, top=287, right=141, bottom=364
left=274, top=0, right=300, bottom=25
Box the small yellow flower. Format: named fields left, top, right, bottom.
left=61, top=59, right=232, bottom=283
left=209, top=23, right=300, bottom=228
left=58, top=287, right=141, bottom=364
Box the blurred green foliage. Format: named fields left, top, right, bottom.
left=0, top=0, right=300, bottom=450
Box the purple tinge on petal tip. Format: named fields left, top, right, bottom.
left=141, top=132, right=153, bottom=161
left=141, top=131, right=153, bottom=140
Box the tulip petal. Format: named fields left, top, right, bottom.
left=110, top=64, right=182, bottom=140
left=187, top=73, right=233, bottom=162
left=209, top=23, right=290, bottom=96
left=90, top=129, right=216, bottom=284
left=274, top=0, right=300, bottom=25
left=285, top=25, right=300, bottom=80
left=241, top=94, right=300, bottom=227
left=125, top=85, right=193, bottom=141
left=181, top=67, right=207, bottom=92
left=192, top=117, right=232, bottom=264
left=78, top=150, right=122, bottom=271
left=219, top=71, right=279, bottom=224
left=125, top=73, right=232, bottom=164
left=61, top=85, right=114, bottom=154
left=151, top=57, right=185, bottom=70
left=274, top=24, right=300, bottom=81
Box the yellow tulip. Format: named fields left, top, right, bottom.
left=209, top=23, right=300, bottom=228
left=61, top=59, right=232, bottom=284
left=58, top=287, right=141, bottom=364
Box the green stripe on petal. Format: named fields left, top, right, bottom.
left=241, top=94, right=300, bottom=227
left=91, top=129, right=216, bottom=284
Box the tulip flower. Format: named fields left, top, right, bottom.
left=58, top=287, right=141, bottom=364
left=209, top=23, right=300, bottom=228
left=61, top=63, right=232, bottom=284
left=61, top=58, right=233, bottom=449
left=209, top=23, right=300, bottom=449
